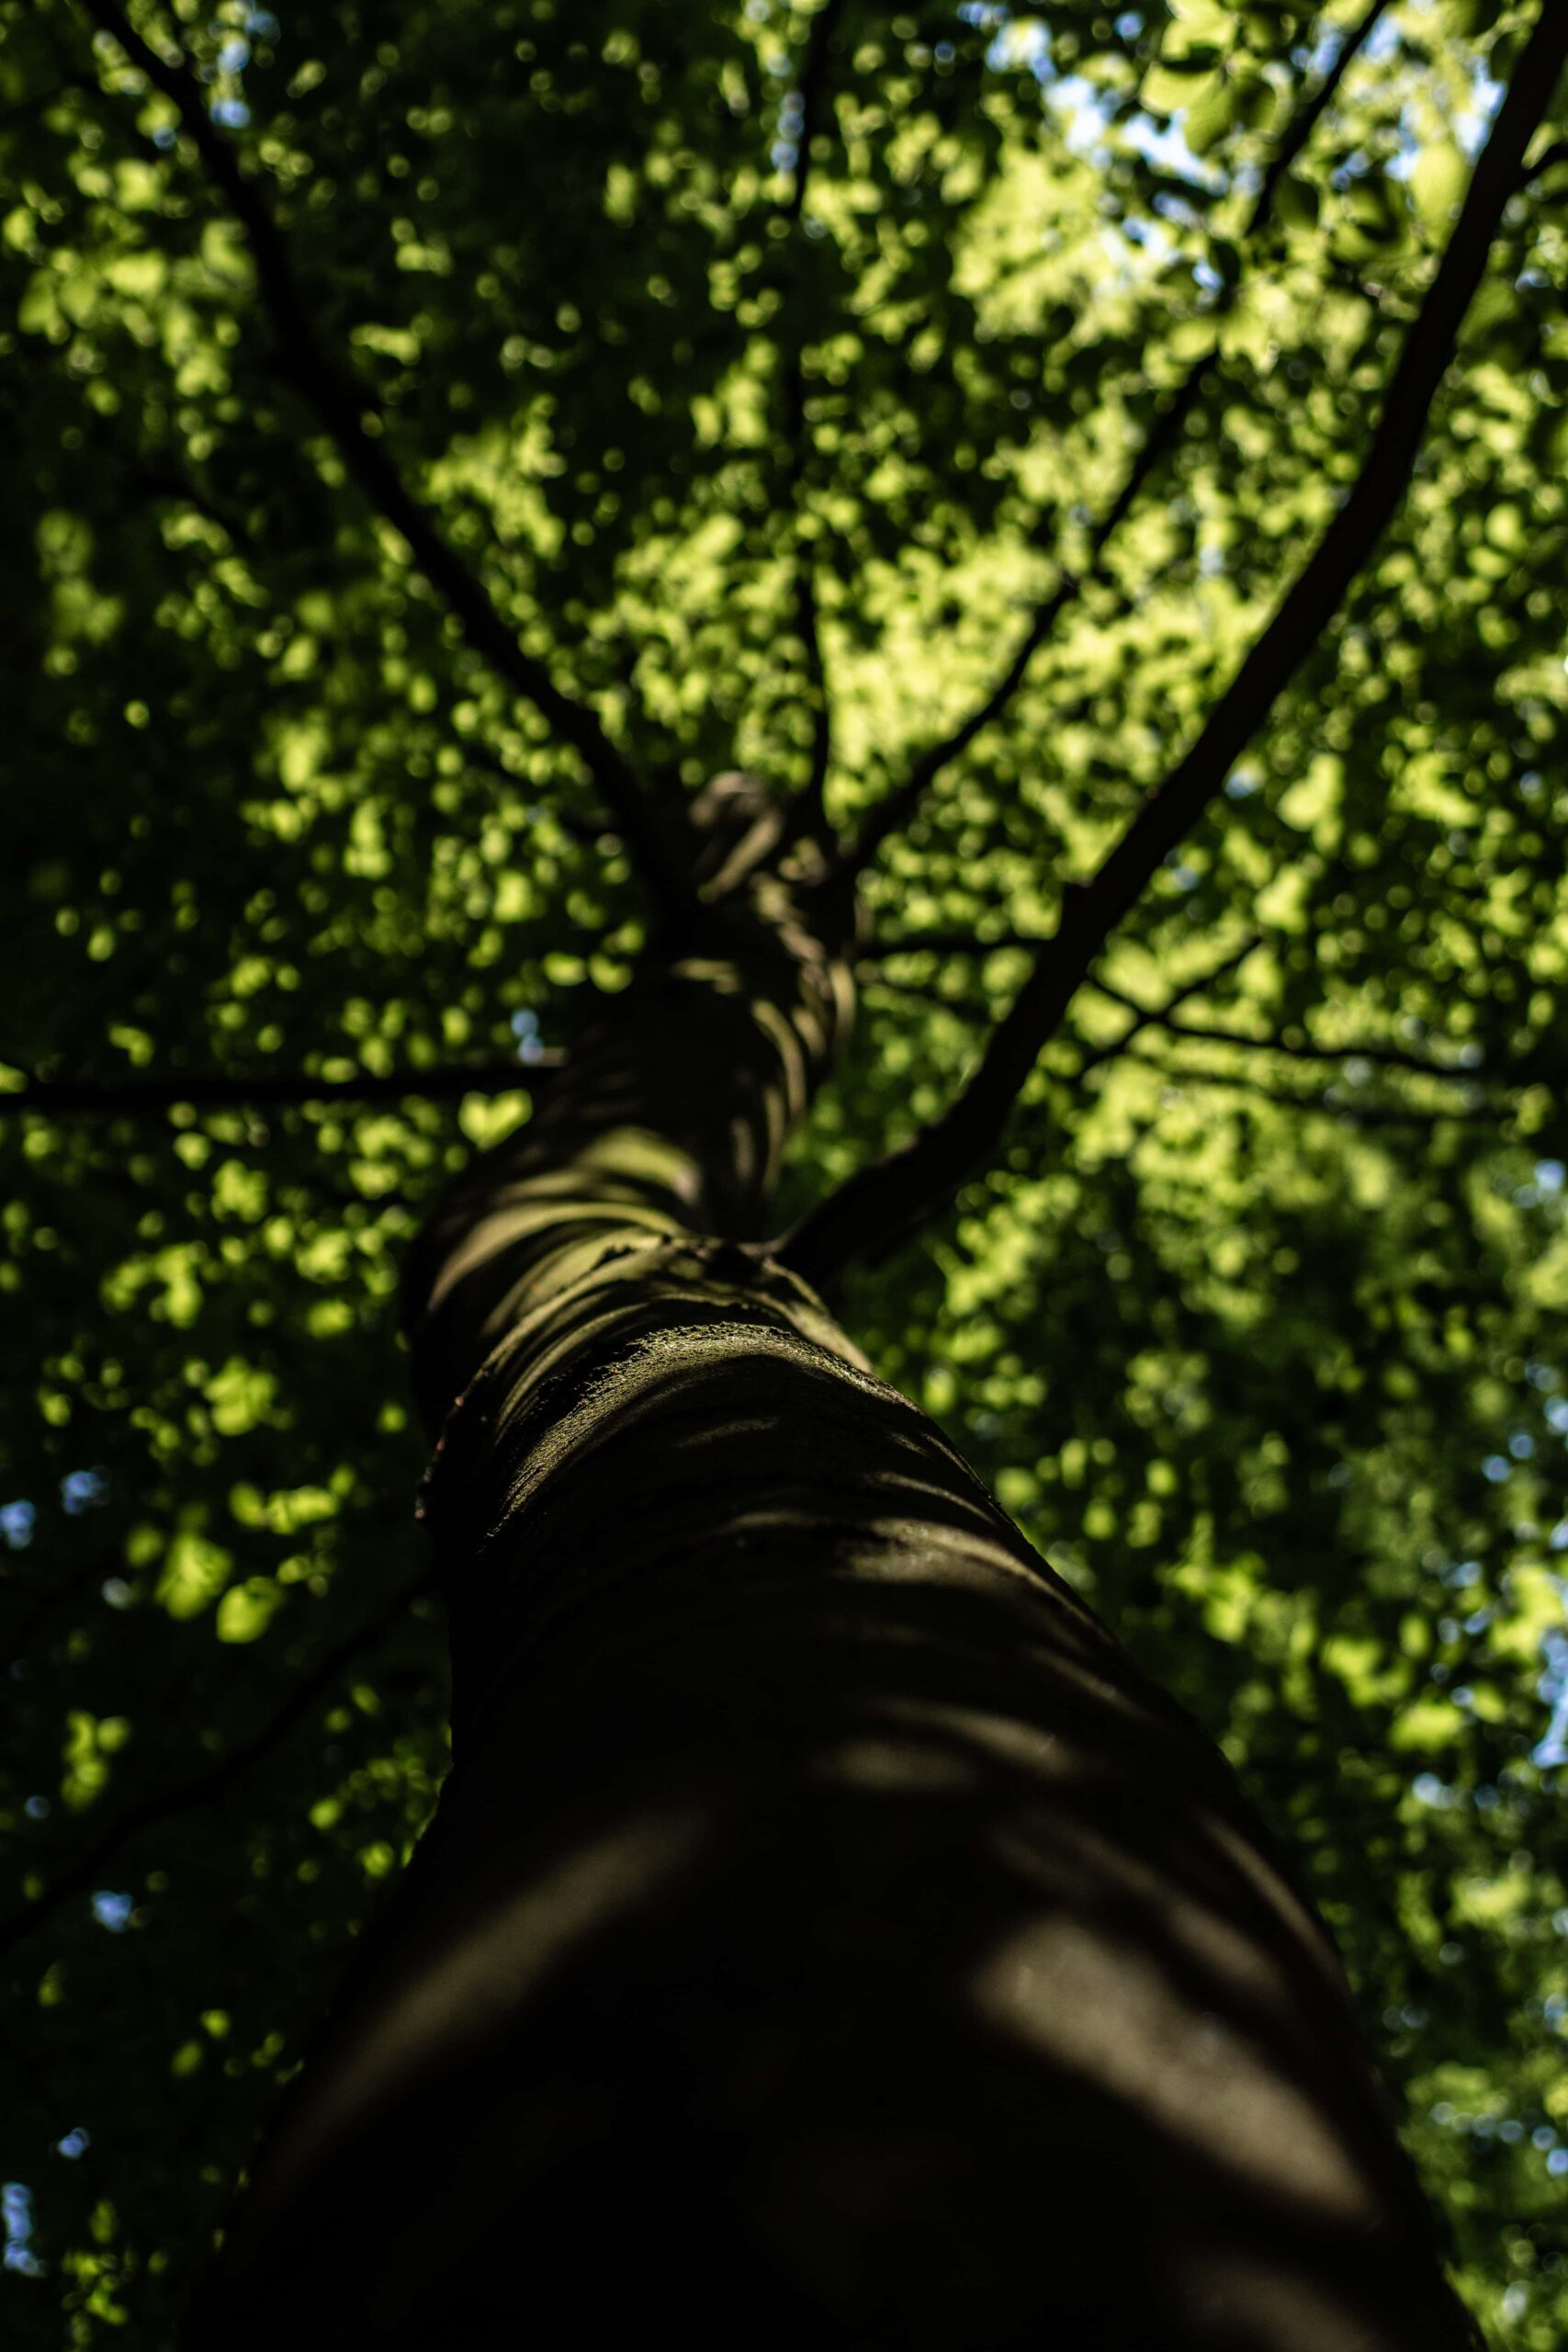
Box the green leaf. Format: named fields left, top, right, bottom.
left=155, top=1528, right=233, bottom=1621
left=1163, top=0, right=1235, bottom=59
left=1411, top=142, right=1468, bottom=233
left=1184, top=71, right=1240, bottom=157
left=1141, top=60, right=1214, bottom=114
left=1233, top=73, right=1277, bottom=135
left=1272, top=170, right=1320, bottom=232
left=215, top=1578, right=287, bottom=1645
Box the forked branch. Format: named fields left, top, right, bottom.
left=1091, top=980, right=1483, bottom=1083
left=1076, top=937, right=1260, bottom=1079
left=864, top=941, right=1502, bottom=1087
left=77, top=0, right=693, bottom=922
left=781, top=2, right=1568, bottom=1285
left=842, top=0, right=1393, bottom=879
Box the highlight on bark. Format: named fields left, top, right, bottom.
left=11, top=0, right=1567, bottom=2342
left=184, top=784, right=1478, bottom=2350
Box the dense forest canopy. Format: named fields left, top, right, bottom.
left=3, top=0, right=1568, bottom=2340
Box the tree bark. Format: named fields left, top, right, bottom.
left=186, top=788, right=1478, bottom=2349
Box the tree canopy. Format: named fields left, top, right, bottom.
left=3, top=0, right=1568, bottom=2342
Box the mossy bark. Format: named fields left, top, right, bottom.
left=187, top=790, right=1476, bottom=2349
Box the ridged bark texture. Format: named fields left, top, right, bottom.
left=187, top=799, right=1477, bottom=2349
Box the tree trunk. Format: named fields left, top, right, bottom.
left=186, top=789, right=1478, bottom=2350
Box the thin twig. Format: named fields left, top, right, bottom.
left=796, top=563, right=832, bottom=829
left=3, top=1547, right=121, bottom=1669
left=77, top=0, right=693, bottom=922
left=842, top=0, right=1393, bottom=878
left=779, top=6, right=1566, bottom=1283
left=867, top=943, right=1498, bottom=1090
left=0, top=1570, right=434, bottom=1959
left=1, top=1057, right=563, bottom=1118
left=1116, top=1052, right=1495, bottom=1130
left=1076, top=937, right=1261, bottom=1078
left=1089, top=981, right=1483, bottom=1082
left=1249, top=0, right=1393, bottom=228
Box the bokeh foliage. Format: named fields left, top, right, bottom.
left=3, top=0, right=1568, bottom=2340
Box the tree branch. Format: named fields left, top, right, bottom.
left=3, top=1547, right=122, bottom=1673
left=1, top=1057, right=563, bottom=1118
left=864, top=944, right=1497, bottom=1091
left=1076, top=937, right=1261, bottom=1079
left=0, top=1570, right=434, bottom=1960
left=77, top=0, right=694, bottom=923
left=795, top=562, right=832, bottom=831
left=1116, top=1053, right=1495, bottom=1131
left=840, top=0, right=1393, bottom=880
left=864, top=935, right=1262, bottom=1053
left=1248, top=0, right=1393, bottom=230
left=1089, top=982, right=1483, bottom=1082
left=779, top=4, right=1567, bottom=1285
